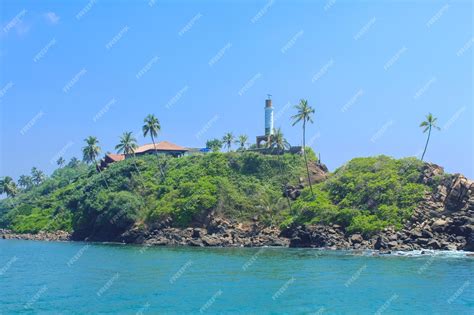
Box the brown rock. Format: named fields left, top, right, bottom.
left=431, top=219, right=448, bottom=232
left=350, top=234, right=363, bottom=243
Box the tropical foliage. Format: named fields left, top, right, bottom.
left=0, top=177, right=18, bottom=197
left=0, top=152, right=432, bottom=237
left=142, top=114, right=161, bottom=153
left=237, top=135, right=248, bottom=151
left=222, top=132, right=235, bottom=152
left=289, top=156, right=427, bottom=236
left=115, top=132, right=138, bottom=155
left=0, top=153, right=304, bottom=237
left=82, top=136, right=101, bottom=165
left=206, top=139, right=223, bottom=152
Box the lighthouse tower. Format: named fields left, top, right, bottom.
left=264, top=98, right=274, bottom=136
left=256, top=96, right=274, bottom=148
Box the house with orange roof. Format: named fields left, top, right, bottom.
left=99, top=141, right=188, bottom=169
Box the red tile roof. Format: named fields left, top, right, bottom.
left=134, top=141, right=188, bottom=153
left=106, top=153, right=125, bottom=162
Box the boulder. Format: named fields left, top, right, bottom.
left=201, top=236, right=222, bottom=246
left=421, top=229, right=433, bottom=238
left=374, top=236, right=386, bottom=250
left=444, top=176, right=473, bottom=211
left=431, top=219, right=448, bottom=232
left=350, top=234, right=363, bottom=243
left=427, top=240, right=441, bottom=249
left=464, top=234, right=474, bottom=251
left=387, top=241, right=399, bottom=248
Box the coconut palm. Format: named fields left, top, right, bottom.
left=0, top=176, right=18, bottom=197
left=142, top=114, right=161, bottom=154
left=291, top=99, right=316, bottom=198
left=269, top=128, right=290, bottom=151
left=82, top=136, right=101, bottom=167
left=68, top=157, right=80, bottom=168
left=31, top=167, right=46, bottom=186
left=57, top=157, right=66, bottom=167
left=18, top=175, right=33, bottom=190
left=236, top=134, right=248, bottom=151
left=222, top=132, right=234, bottom=152
left=115, top=132, right=138, bottom=156
left=420, top=113, right=440, bottom=161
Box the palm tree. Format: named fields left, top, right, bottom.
left=68, top=157, right=80, bottom=168
left=0, top=176, right=18, bottom=197
left=236, top=134, right=248, bottom=151
left=222, top=132, right=234, bottom=152
left=31, top=167, right=46, bottom=186
left=142, top=114, right=161, bottom=154
left=82, top=136, right=101, bottom=168
left=269, top=128, right=290, bottom=151
left=292, top=99, right=316, bottom=198
left=82, top=136, right=108, bottom=188
left=420, top=113, right=440, bottom=161
left=115, top=132, right=138, bottom=156
left=57, top=157, right=66, bottom=167
left=18, top=175, right=33, bottom=190
left=143, top=114, right=165, bottom=180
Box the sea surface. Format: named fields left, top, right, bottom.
left=0, top=240, right=473, bottom=314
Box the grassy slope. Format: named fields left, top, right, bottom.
left=0, top=153, right=434, bottom=238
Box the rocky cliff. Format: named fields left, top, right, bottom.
left=285, top=164, right=474, bottom=251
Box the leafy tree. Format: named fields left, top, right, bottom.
left=420, top=113, right=440, bottom=161
left=292, top=99, right=316, bottom=198
left=206, top=139, right=223, bottom=152
left=82, top=136, right=101, bottom=166
left=57, top=157, right=66, bottom=167
left=142, top=114, right=161, bottom=155
left=0, top=176, right=18, bottom=197
left=236, top=134, right=249, bottom=151
left=18, top=175, right=33, bottom=190
left=115, top=132, right=138, bottom=156
left=222, top=132, right=235, bottom=152
left=31, top=167, right=46, bottom=186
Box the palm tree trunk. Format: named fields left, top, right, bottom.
left=151, top=134, right=157, bottom=156
left=303, top=121, right=315, bottom=198
left=95, top=158, right=109, bottom=189
left=131, top=153, right=146, bottom=190
left=152, top=134, right=165, bottom=179
left=421, top=126, right=432, bottom=161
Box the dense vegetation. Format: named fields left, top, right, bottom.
left=0, top=153, right=431, bottom=239
left=290, top=156, right=427, bottom=236
left=0, top=153, right=304, bottom=239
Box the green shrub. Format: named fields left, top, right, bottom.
left=346, top=213, right=388, bottom=236
left=293, top=155, right=427, bottom=235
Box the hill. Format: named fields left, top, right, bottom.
left=1, top=153, right=472, bottom=251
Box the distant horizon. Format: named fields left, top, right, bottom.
left=1, top=0, right=473, bottom=181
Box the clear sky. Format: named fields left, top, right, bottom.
left=0, top=0, right=473, bottom=181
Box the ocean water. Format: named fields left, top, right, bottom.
left=0, top=240, right=473, bottom=314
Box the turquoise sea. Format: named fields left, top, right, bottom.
left=0, top=239, right=473, bottom=314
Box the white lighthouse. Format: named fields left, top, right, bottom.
left=256, top=97, right=275, bottom=148
left=264, top=98, right=274, bottom=136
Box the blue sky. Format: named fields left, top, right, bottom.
left=0, top=0, right=473, bottom=181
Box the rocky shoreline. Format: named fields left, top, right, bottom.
left=0, top=229, right=71, bottom=242
left=2, top=164, right=473, bottom=252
